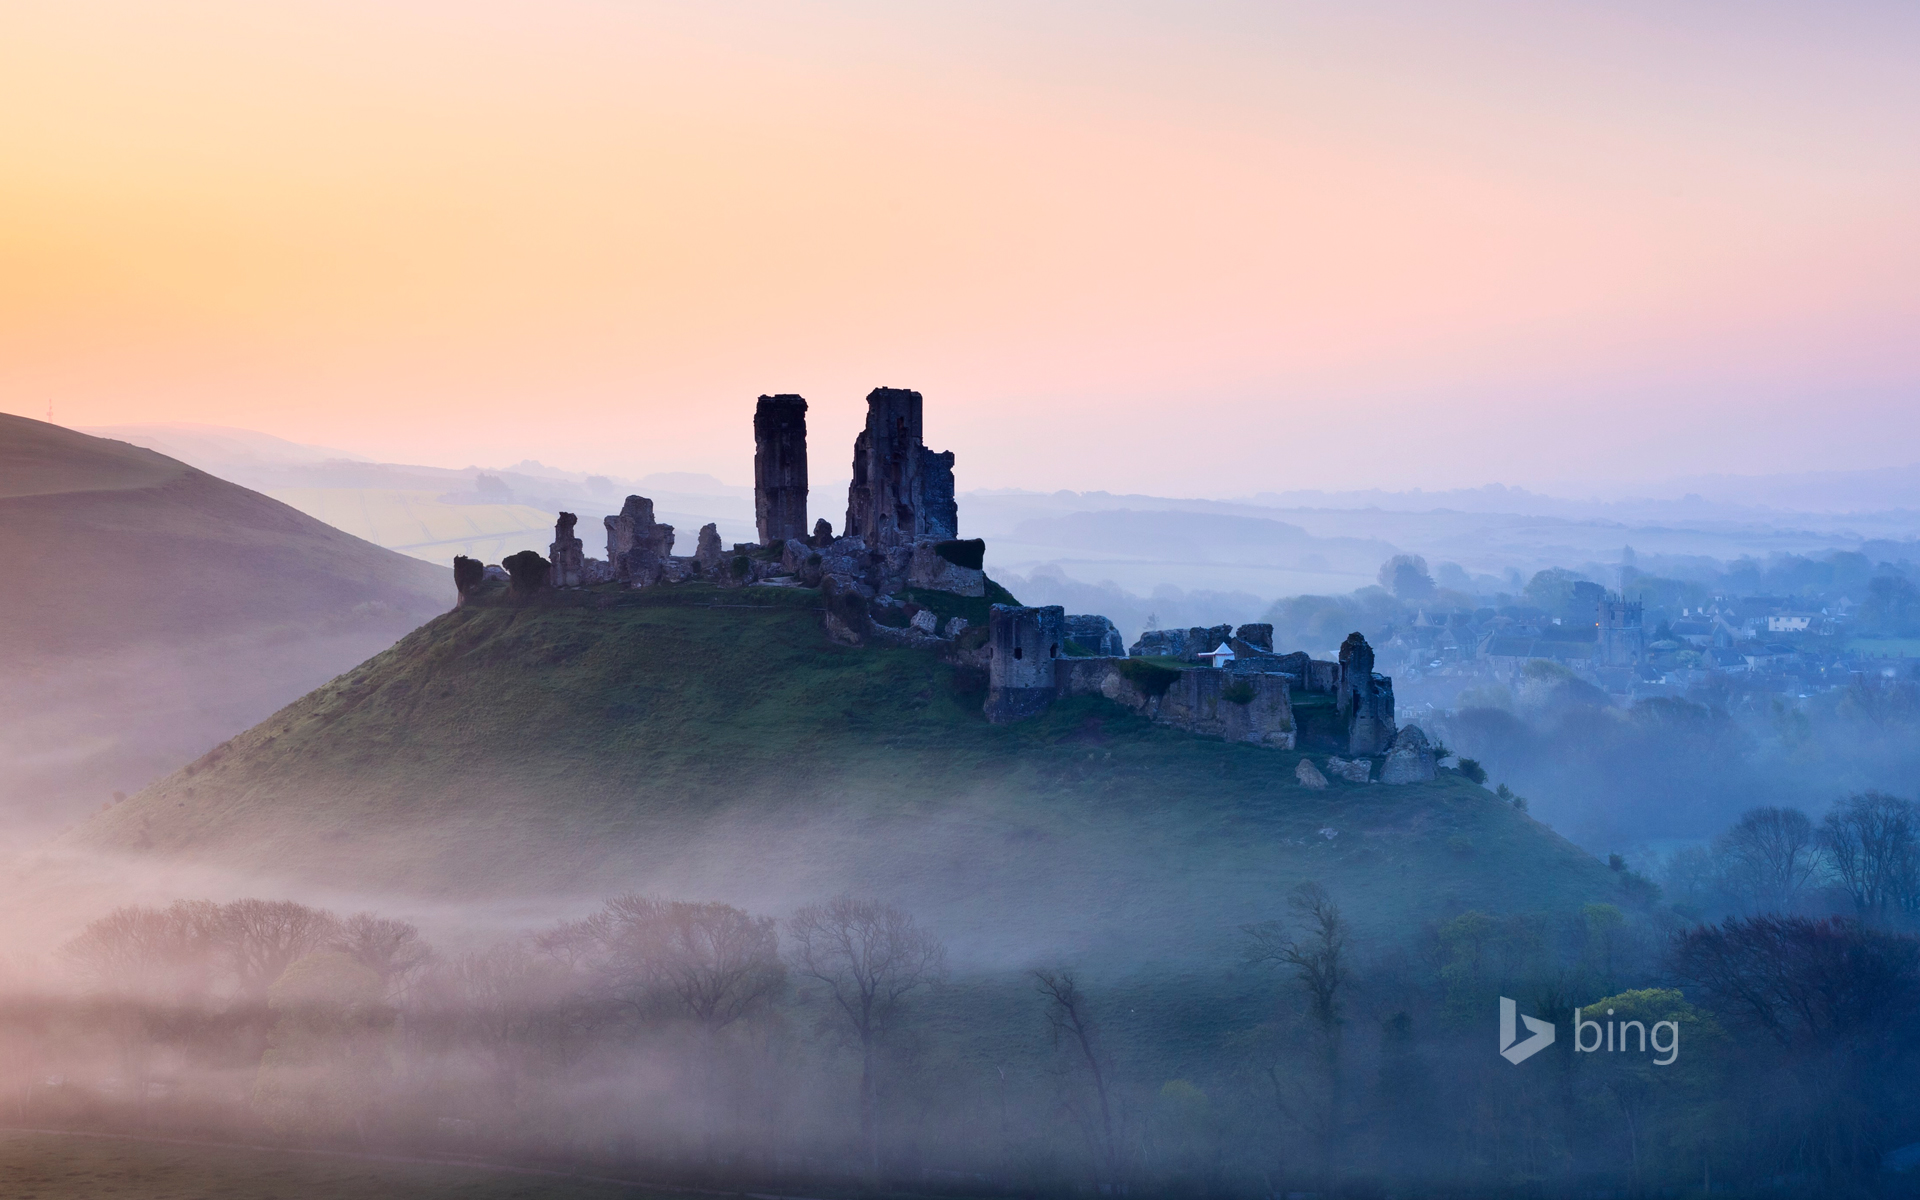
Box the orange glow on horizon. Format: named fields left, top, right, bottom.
left=2, top=1, right=1917, bottom=492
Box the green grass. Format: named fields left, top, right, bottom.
left=79, top=582, right=1625, bottom=964
left=0, top=1129, right=673, bottom=1199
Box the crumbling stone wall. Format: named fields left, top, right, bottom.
left=1051, top=656, right=1295, bottom=748
left=1065, top=615, right=1125, bottom=657
left=604, top=496, right=675, bottom=585
left=753, top=393, right=809, bottom=545
left=1154, top=669, right=1295, bottom=748
left=1129, top=625, right=1233, bottom=661
left=907, top=540, right=985, bottom=597
left=844, top=387, right=958, bottom=551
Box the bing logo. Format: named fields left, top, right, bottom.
left=1499, top=996, right=1556, bottom=1064
left=1499, top=998, right=1682, bottom=1065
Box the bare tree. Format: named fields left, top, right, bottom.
left=786, top=896, right=946, bottom=1173
left=333, top=913, right=434, bottom=1000
left=1821, top=792, right=1919, bottom=923
left=212, top=899, right=342, bottom=1000
left=61, top=901, right=219, bottom=1003
left=578, top=896, right=785, bottom=1031
left=1717, top=806, right=1817, bottom=913
left=1033, top=969, right=1119, bottom=1181
left=1245, top=882, right=1348, bottom=1030
left=558, top=896, right=786, bottom=1152
left=1244, top=881, right=1349, bottom=1180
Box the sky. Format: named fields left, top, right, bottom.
left=3, top=1, right=1918, bottom=496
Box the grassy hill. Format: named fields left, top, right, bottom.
left=75, top=579, right=1626, bottom=969
left=0, top=413, right=453, bottom=833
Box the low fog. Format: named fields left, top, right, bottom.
left=9, top=420, right=1920, bottom=1195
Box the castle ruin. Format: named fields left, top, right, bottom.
left=753, top=394, right=809, bottom=545
left=480, top=385, right=1414, bottom=769
left=844, top=387, right=957, bottom=551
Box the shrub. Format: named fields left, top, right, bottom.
left=502, top=550, right=549, bottom=595
left=453, top=555, right=485, bottom=595
left=1116, top=659, right=1181, bottom=698
left=730, top=555, right=751, bottom=579
left=933, top=539, right=986, bottom=570
left=1456, top=757, right=1488, bottom=785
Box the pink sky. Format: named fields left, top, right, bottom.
left=3, top=1, right=1917, bottom=495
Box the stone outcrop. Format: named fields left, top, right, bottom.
left=1337, top=632, right=1397, bottom=755
left=1066, top=615, right=1126, bottom=657
left=1295, top=758, right=1330, bottom=788
left=985, top=604, right=1066, bottom=724
left=548, top=513, right=585, bottom=588
left=1379, top=724, right=1437, bottom=784
left=753, top=393, right=809, bottom=545
left=844, top=387, right=957, bottom=552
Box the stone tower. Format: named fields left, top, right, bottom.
left=1337, top=632, right=1396, bottom=755
left=985, top=604, right=1066, bottom=724
left=753, top=393, right=809, bottom=545
left=549, top=512, right=585, bottom=588
left=844, top=387, right=958, bottom=551
left=1598, top=595, right=1645, bottom=667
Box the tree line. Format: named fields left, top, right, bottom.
left=7, top=855, right=1920, bottom=1197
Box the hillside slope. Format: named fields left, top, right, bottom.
left=0, top=414, right=454, bottom=832
left=76, top=582, right=1628, bottom=967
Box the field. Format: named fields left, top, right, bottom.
left=0, top=1130, right=677, bottom=1200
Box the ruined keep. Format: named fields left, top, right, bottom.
left=753, top=394, right=809, bottom=546
left=844, top=387, right=957, bottom=551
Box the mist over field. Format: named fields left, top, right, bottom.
left=8, top=0, right=1920, bottom=1194
left=3, top=417, right=1919, bottom=1197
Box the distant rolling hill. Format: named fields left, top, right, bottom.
left=0, top=414, right=454, bottom=833
left=73, top=580, right=1629, bottom=968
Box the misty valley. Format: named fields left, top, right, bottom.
left=5, top=400, right=1920, bottom=1200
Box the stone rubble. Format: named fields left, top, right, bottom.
left=1324, top=756, right=1373, bottom=784
left=1379, top=724, right=1438, bottom=784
